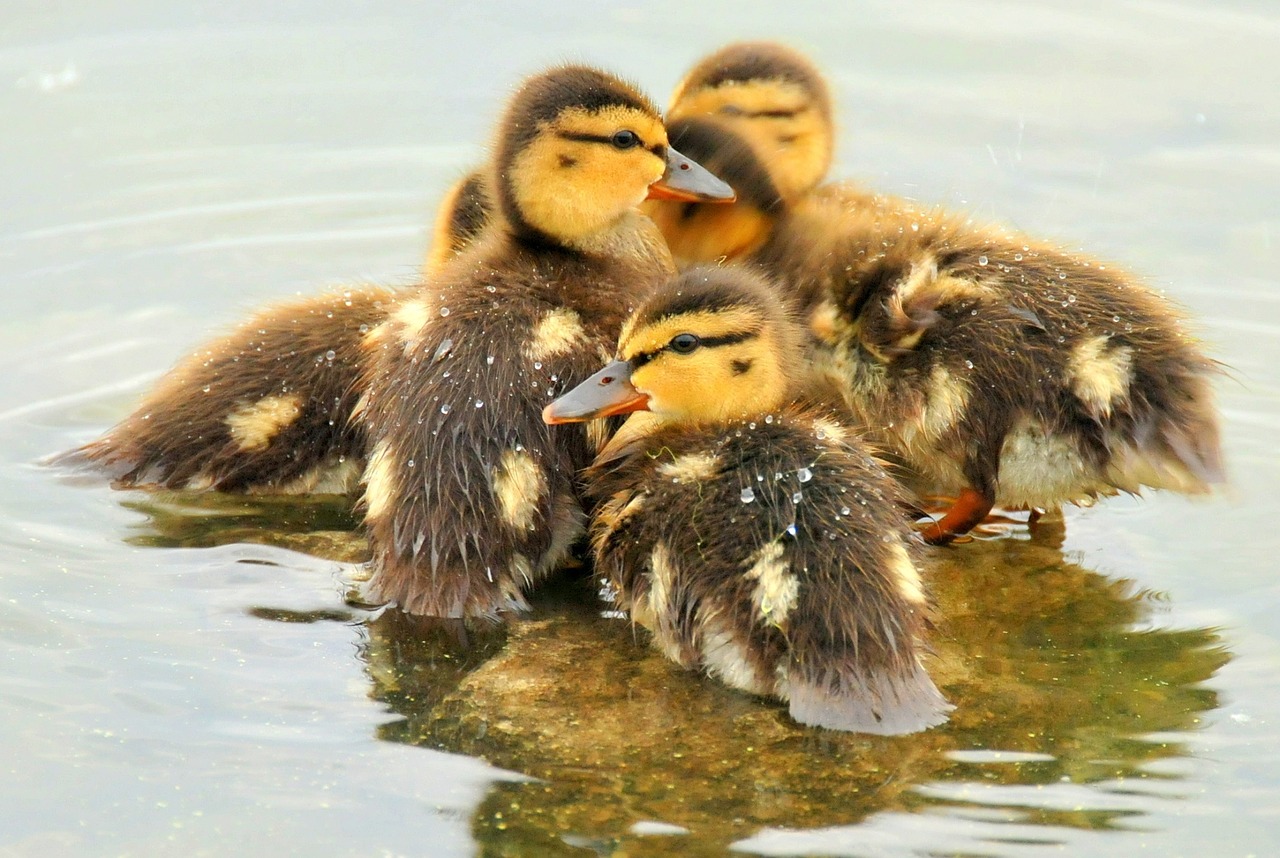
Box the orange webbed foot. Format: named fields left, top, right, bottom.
left=917, top=487, right=995, bottom=545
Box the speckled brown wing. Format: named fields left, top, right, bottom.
left=588, top=407, right=950, bottom=735
left=58, top=286, right=398, bottom=493
left=358, top=247, right=644, bottom=619
left=786, top=200, right=1224, bottom=521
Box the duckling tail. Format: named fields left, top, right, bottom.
left=787, top=659, right=952, bottom=735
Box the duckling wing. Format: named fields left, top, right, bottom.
left=56, top=287, right=396, bottom=493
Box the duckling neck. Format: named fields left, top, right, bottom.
left=564, top=210, right=676, bottom=270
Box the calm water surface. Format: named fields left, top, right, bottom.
left=2, top=1, right=1278, bottom=855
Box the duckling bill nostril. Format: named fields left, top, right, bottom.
left=601, top=376, right=614, bottom=384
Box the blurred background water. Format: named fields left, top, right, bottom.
left=2, top=1, right=1277, bottom=855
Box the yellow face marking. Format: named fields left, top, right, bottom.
left=225, top=394, right=302, bottom=452
left=670, top=79, right=832, bottom=201
left=362, top=440, right=397, bottom=522
left=656, top=451, right=720, bottom=482
left=886, top=543, right=925, bottom=606
left=744, top=541, right=799, bottom=624
left=620, top=306, right=789, bottom=423
left=492, top=448, right=546, bottom=532
left=524, top=308, right=586, bottom=363
left=1068, top=335, right=1133, bottom=419
left=507, top=106, right=668, bottom=243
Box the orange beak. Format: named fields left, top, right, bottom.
left=542, top=360, right=651, bottom=424
left=646, top=145, right=736, bottom=203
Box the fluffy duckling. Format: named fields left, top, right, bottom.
left=357, top=65, right=734, bottom=619
left=543, top=267, right=950, bottom=734
left=646, top=44, right=1226, bottom=542
left=58, top=286, right=398, bottom=493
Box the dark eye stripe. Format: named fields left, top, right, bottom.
left=628, top=329, right=757, bottom=368
left=558, top=131, right=649, bottom=148
left=720, top=107, right=800, bottom=119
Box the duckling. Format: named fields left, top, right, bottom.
left=667, top=41, right=836, bottom=206
left=646, top=43, right=1226, bottom=542
left=543, top=267, right=950, bottom=734
left=57, top=286, right=399, bottom=493
left=356, top=65, right=734, bottom=619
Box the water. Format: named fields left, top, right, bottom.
left=3, top=1, right=1279, bottom=854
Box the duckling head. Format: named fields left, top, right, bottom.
left=643, top=115, right=786, bottom=264
left=492, top=65, right=734, bottom=250
left=544, top=267, right=805, bottom=426
left=667, top=42, right=834, bottom=203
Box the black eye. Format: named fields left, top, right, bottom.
left=669, top=333, right=700, bottom=354
left=611, top=130, right=640, bottom=149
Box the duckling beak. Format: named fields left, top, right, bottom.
left=646, top=145, right=736, bottom=203
left=542, top=360, right=650, bottom=424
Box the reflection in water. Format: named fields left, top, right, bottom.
left=124, top=498, right=1227, bottom=856
left=120, top=491, right=367, bottom=560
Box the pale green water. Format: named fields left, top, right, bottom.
left=2, top=1, right=1278, bottom=855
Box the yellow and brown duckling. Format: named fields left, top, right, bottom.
left=58, top=286, right=398, bottom=493
left=543, top=267, right=951, bottom=734
left=356, top=65, right=734, bottom=619
left=645, top=43, right=1226, bottom=542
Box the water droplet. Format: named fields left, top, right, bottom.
left=756, top=473, right=764, bottom=482
left=1112, top=315, right=1121, bottom=323
left=764, top=415, right=774, bottom=424
left=474, top=399, right=484, bottom=408
left=486, top=355, right=495, bottom=366
left=359, top=324, right=369, bottom=334
left=1067, top=294, right=1077, bottom=304
left=433, top=338, right=453, bottom=362
left=1058, top=272, right=1067, bottom=280
left=977, top=255, right=989, bottom=266
left=1014, top=252, right=1023, bottom=261
left=324, top=349, right=336, bottom=361
left=406, top=459, right=415, bottom=468
left=439, top=307, right=450, bottom=317
left=533, top=361, right=543, bottom=371
left=740, top=487, right=756, bottom=504
left=791, top=491, right=803, bottom=504
left=964, top=359, right=974, bottom=369
left=785, top=523, right=797, bottom=537
left=485, top=285, right=497, bottom=294
left=840, top=506, right=851, bottom=516
left=440, top=403, right=452, bottom=415
left=796, top=467, right=813, bottom=483
left=910, top=222, right=920, bottom=232
left=201, top=385, right=210, bottom=393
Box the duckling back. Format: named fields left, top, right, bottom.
left=58, top=286, right=398, bottom=493
left=589, top=410, right=950, bottom=734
